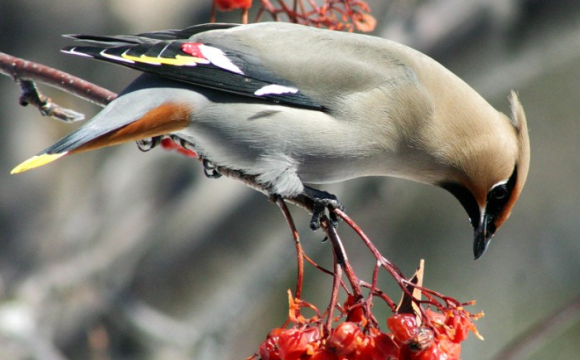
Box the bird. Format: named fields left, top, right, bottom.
left=11, top=22, right=530, bottom=259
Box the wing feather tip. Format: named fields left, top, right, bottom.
left=61, top=47, right=94, bottom=58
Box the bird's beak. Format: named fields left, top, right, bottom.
left=473, top=213, right=493, bottom=260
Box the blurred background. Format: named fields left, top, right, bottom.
left=1, top=0, right=579, bottom=359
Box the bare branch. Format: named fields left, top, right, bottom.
left=18, top=79, right=85, bottom=122
left=0, top=52, right=116, bottom=108
left=215, top=166, right=317, bottom=214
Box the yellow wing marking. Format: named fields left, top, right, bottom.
left=121, top=54, right=209, bottom=66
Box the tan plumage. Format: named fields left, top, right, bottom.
left=11, top=23, right=530, bottom=258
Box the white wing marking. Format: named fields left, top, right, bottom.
left=198, top=44, right=244, bottom=75
left=254, top=84, right=299, bottom=96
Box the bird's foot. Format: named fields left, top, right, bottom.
left=302, top=186, right=344, bottom=230
left=136, top=136, right=162, bottom=152
left=202, top=159, right=222, bottom=179
left=176, top=136, right=196, bottom=151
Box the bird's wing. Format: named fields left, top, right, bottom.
left=62, top=24, right=323, bottom=110
left=66, top=23, right=238, bottom=44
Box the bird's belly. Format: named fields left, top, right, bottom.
left=295, top=155, right=381, bottom=184
left=175, top=100, right=404, bottom=195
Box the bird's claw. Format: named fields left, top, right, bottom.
left=303, top=187, right=344, bottom=231
left=136, top=136, right=161, bottom=152
left=203, top=159, right=222, bottom=178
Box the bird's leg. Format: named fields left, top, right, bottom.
left=302, top=186, right=344, bottom=230
left=136, top=136, right=162, bottom=152
left=164, top=136, right=219, bottom=178
left=202, top=158, right=222, bottom=179
left=176, top=136, right=195, bottom=151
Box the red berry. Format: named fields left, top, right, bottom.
left=308, top=349, right=338, bottom=360
left=277, top=327, right=320, bottom=360
left=425, top=309, right=446, bottom=327
left=356, top=330, right=400, bottom=360
left=445, top=310, right=471, bottom=343
left=353, top=334, right=377, bottom=360
left=214, top=0, right=252, bottom=11
left=343, top=295, right=365, bottom=323
left=259, top=328, right=284, bottom=360
left=416, top=338, right=459, bottom=360
left=160, top=137, right=198, bottom=158
left=399, top=337, right=461, bottom=360
left=387, top=314, right=418, bottom=344
left=438, top=337, right=461, bottom=359
left=326, top=322, right=364, bottom=357
left=414, top=342, right=444, bottom=360
left=160, top=138, right=178, bottom=150
left=373, top=331, right=400, bottom=360
left=259, top=340, right=280, bottom=360
left=176, top=146, right=197, bottom=158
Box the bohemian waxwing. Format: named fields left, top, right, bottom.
left=11, top=22, right=530, bottom=259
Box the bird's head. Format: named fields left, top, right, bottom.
left=441, top=91, right=530, bottom=259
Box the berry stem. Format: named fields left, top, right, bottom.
left=275, top=197, right=304, bottom=299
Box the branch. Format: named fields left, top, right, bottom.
left=0, top=52, right=116, bottom=121
left=215, top=166, right=317, bottom=214
left=17, top=79, right=85, bottom=122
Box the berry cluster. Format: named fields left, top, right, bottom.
left=255, top=296, right=482, bottom=360
left=259, top=323, right=397, bottom=360
left=211, top=0, right=375, bottom=32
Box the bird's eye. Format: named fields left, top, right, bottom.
left=485, top=167, right=517, bottom=221
left=486, top=184, right=510, bottom=216
left=491, top=185, right=508, bottom=201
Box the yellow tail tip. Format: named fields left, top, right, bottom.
left=11, top=153, right=67, bottom=174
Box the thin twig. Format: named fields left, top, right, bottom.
left=242, top=8, right=249, bottom=24
left=334, top=209, right=409, bottom=284
left=323, top=220, right=363, bottom=299
left=0, top=52, right=116, bottom=107
left=275, top=197, right=304, bottom=299
left=18, top=79, right=85, bottom=122
left=210, top=1, right=217, bottom=22
left=335, top=207, right=477, bottom=329
left=326, top=243, right=342, bottom=333
left=359, top=281, right=398, bottom=312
